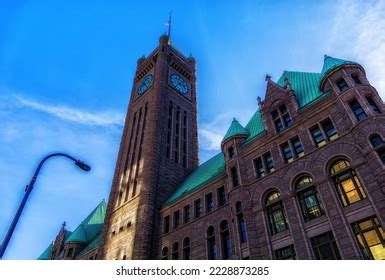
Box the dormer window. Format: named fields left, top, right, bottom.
left=351, top=75, right=361, bottom=84
left=271, top=105, right=292, bottom=133
left=336, top=78, right=349, bottom=92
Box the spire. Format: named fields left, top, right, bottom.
left=222, top=118, right=249, bottom=142
left=321, top=55, right=358, bottom=76
left=165, top=11, right=172, bottom=38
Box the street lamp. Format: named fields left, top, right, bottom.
left=0, top=153, right=91, bottom=259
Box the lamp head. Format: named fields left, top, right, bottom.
left=75, top=160, right=91, bottom=171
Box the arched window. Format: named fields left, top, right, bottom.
left=207, top=226, right=216, bottom=260
left=172, top=242, right=179, bottom=260
left=330, top=159, right=366, bottom=206
left=235, top=202, right=247, bottom=243
left=369, top=134, right=385, bottom=164
left=265, top=191, right=288, bottom=235
left=161, top=247, right=168, bottom=260
left=295, top=176, right=324, bottom=221
left=183, top=237, right=191, bottom=260
left=220, top=220, right=232, bottom=259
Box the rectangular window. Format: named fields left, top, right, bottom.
left=275, top=245, right=296, bottom=260
left=231, top=167, right=239, bottom=187
left=352, top=75, right=361, bottom=84
left=280, top=105, right=292, bottom=128
left=254, top=157, right=265, bottom=178
left=228, top=146, right=235, bottom=159
left=272, top=110, right=284, bottom=133
left=263, top=152, right=275, bottom=173
left=349, top=99, right=367, bottom=121
left=311, top=231, right=341, bottom=260
left=321, top=118, right=338, bottom=141
left=336, top=78, right=349, bottom=91
left=310, top=125, right=326, bottom=147
left=173, top=211, right=180, bottom=229
left=217, top=186, right=227, bottom=206
left=366, top=96, right=382, bottom=114
left=163, top=216, right=170, bottom=234
left=194, top=199, right=202, bottom=219
left=205, top=193, right=214, bottom=213
left=351, top=216, right=385, bottom=260
left=183, top=205, right=190, bottom=224
left=291, top=136, right=304, bottom=158
left=281, top=142, right=293, bottom=163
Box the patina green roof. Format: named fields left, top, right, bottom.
left=321, top=55, right=358, bottom=76
left=65, top=200, right=106, bottom=244
left=244, top=109, right=266, bottom=143
left=164, top=153, right=225, bottom=205
left=77, top=234, right=101, bottom=257
left=37, top=243, right=53, bottom=260
left=277, top=71, right=324, bottom=108
left=223, top=118, right=249, bottom=142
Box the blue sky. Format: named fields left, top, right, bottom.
left=0, top=0, right=384, bottom=259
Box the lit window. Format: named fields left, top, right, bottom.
left=161, top=247, right=168, bottom=260
left=207, top=226, right=216, bottom=260
left=220, top=220, right=232, bottom=259
left=321, top=118, right=338, bottom=141
left=366, top=96, right=382, bottom=114
left=291, top=136, right=305, bottom=158
left=281, top=143, right=293, bottom=163
left=217, top=186, right=227, bottom=206
left=275, top=245, right=296, bottom=260
left=172, top=242, right=179, bottom=260
left=194, top=199, right=202, bottom=219
left=265, top=191, right=288, bottom=235
left=295, top=176, right=324, bottom=221
left=183, top=237, right=191, bottom=260
left=264, top=152, right=275, bottom=173
left=206, top=193, right=214, bottom=213
left=183, top=205, right=190, bottom=224
left=349, top=99, right=367, bottom=121
left=310, top=126, right=326, bottom=147
left=235, top=202, right=247, bottom=243
left=352, top=216, right=385, bottom=260
left=311, top=232, right=341, bottom=260
left=336, top=78, right=349, bottom=91
left=330, top=159, right=366, bottom=206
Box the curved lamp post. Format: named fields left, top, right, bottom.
left=0, top=153, right=91, bottom=259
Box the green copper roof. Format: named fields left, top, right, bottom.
left=37, top=243, right=53, bottom=260
left=77, top=234, right=101, bottom=257
left=321, top=55, right=357, bottom=76
left=244, top=109, right=266, bottom=142
left=223, top=118, right=249, bottom=142
left=277, top=71, right=324, bottom=108
left=65, top=200, right=106, bottom=244
left=164, top=153, right=225, bottom=205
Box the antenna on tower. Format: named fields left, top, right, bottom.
left=165, top=11, right=172, bottom=38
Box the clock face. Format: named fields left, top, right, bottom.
left=170, top=74, right=189, bottom=94
left=137, top=74, right=153, bottom=95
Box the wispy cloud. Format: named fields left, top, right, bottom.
left=328, top=0, right=385, bottom=99
left=13, top=95, right=124, bottom=127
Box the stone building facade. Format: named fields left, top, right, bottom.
left=39, top=34, right=385, bottom=260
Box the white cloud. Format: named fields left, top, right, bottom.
left=328, top=0, right=385, bottom=99
left=13, top=95, right=124, bottom=127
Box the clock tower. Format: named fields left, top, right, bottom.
left=99, top=35, right=199, bottom=260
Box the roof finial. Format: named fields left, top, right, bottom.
left=257, top=96, right=262, bottom=105
left=265, top=74, right=271, bottom=81
left=284, top=77, right=292, bottom=90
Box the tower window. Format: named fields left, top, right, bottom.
left=295, top=176, right=324, bottom=221
left=163, top=216, right=170, bottom=234
left=220, top=220, right=232, bottom=259
left=265, top=191, right=288, bottom=235
left=194, top=199, right=202, bottom=219
left=254, top=157, right=265, bottom=178
left=291, top=136, right=305, bottom=158
left=207, top=226, right=216, bottom=260
left=205, top=193, right=214, bottom=213
left=351, top=75, right=361, bottom=84
left=275, top=245, right=296, bottom=260
left=281, top=142, right=293, bottom=163
left=321, top=118, right=338, bottom=141
left=67, top=248, right=74, bottom=258
left=311, top=231, right=341, bottom=260
left=183, top=205, right=190, bottom=224
left=351, top=216, right=385, bottom=260
left=336, top=78, right=349, bottom=92
left=263, top=152, right=275, bottom=173
left=183, top=237, right=191, bottom=260
left=231, top=167, right=239, bottom=187
left=330, top=159, right=366, bottom=206
left=235, top=202, right=247, bottom=243
left=228, top=146, right=235, bottom=159
left=349, top=99, right=367, bottom=121
left=173, top=211, right=180, bottom=229
left=366, top=96, right=382, bottom=114
left=217, top=186, right=227, bottom=206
